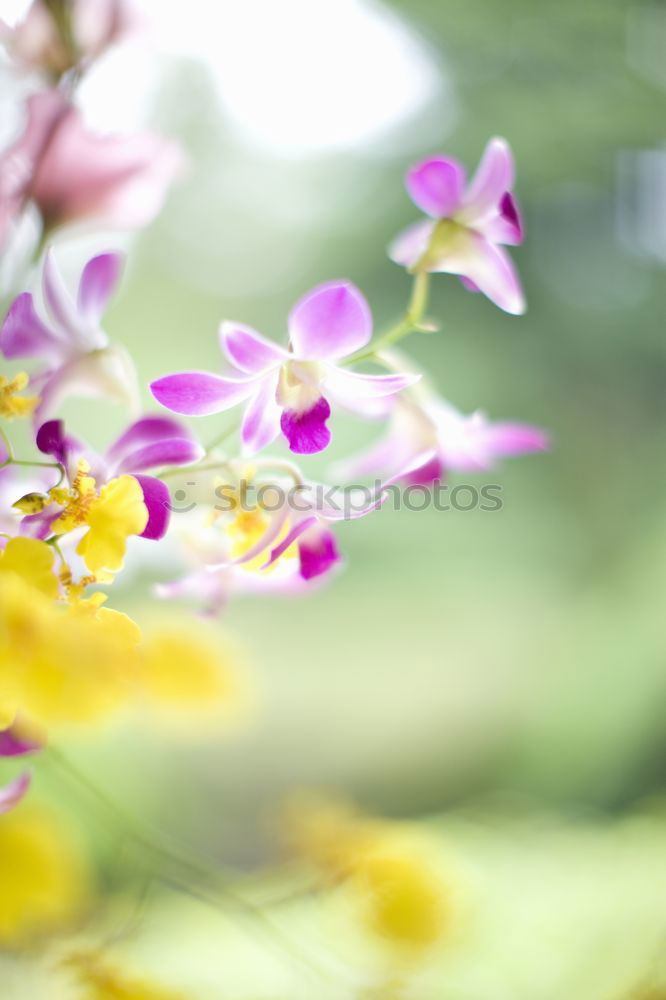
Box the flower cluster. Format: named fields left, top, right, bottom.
left=0, top=0, right=549, bottom=987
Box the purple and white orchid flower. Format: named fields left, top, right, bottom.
left=0, top=248, right=138, bottom=421
left=336, top=393, right=549, bottom=487
left=150, top=280, right=419, bottom=456
left=156, top=455, right=427, bottom=616
left=156, top=513, right=315, bottom=618
left=0, top=772, right=31, bottom=814
left=33, top=415, right=203, bottom=541
left=389, top=137, right=526, bottom=315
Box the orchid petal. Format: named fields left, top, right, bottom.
left=427, top=231, right=525, bottom=315
left=220, top=322, right=287, bottom=374
left=331, top=430, right=415, bottom=482
left=42, top=248, right=99, bottom=349
left=281, top=397, right=331, bottom=454
left=150, top=371, right=258, bottom=416
left=77, top=252, right=123, bottom=323
left=457, top=237, right=525, bottom=315
left=133, top=474, right=170, bottom=540
left=106, top=415, right=201, bottom=467
left=288, top=280, right=372, bottom=360
left=241, top=371, right=281, bottom=456
left=480, top=192, right=524, bottom=246
left=36, top=418, right=83, bottom=468
left=262, top=515, right=318, bottom=570
left=230, top=504, right=291, bottom=566
left=477, top=422, right=550, bottom=457
left=0, top=292, right=62, bottom=361
left=31, top=112, right=184, bottom=232
left=324, top=367, right=420, bottom=412
left=298, top=526, right=341, bottom=580
left=0, top=772, right=30, bottom=814
left=116, top=438, right=203, bottom=473
left=319, top=452, right=436, bottom=521
left=460, top=137, right=514, bottom=224
left=405, top=156, right=465, bottom=218
left=34, top=344, right=140, bottom=422
left=388, top=219, right=436, bottom=269
left=404, top=454, right=445, bottom=486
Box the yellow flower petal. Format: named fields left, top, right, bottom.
left=77, top=475, right=148, bottom=573
left=0, top=537, right=59, bottom=599
left=0, top=803, right=90, bottom=945
left=139, top=626, right=242, bottom=714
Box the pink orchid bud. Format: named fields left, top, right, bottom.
left=0, top=0, right=138, bottom=79
left=0, top=91, right=184, bottom=248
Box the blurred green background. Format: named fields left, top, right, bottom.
left=8, top=0, right=665, bottom=991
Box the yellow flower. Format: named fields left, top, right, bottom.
left=76, top=475, right=148, bottom=573
left=0, top=537, right=60, bottom=599
left=17, top=601, right=142, bottom=727
left=136, top=619, right=250, bottom=730
left=352, top=841, right=450, bottom=954
left=0, top=371, right=39, bottom=419
left=50, top=463, right=148, bottom=574
left=65, top=952, right=189, bottom=1000
left=0, top=574, right=142, bottom=728
left=285, top=796, right=454, bottom=958
left=0, top=802, right=90, bottom=945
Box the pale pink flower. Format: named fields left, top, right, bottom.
left=337, top=393, right=549, bottom=486
left=0, top=91, right=182, bottom=248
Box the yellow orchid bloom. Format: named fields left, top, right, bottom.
left=76, top=475, right=148, bottom=573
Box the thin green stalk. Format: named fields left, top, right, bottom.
left=346, top=271, right=432, bottom=365
left=205, top=420, right=240, bottom=455
left=0, top=425, right=13, bottom=461
left=47, top=748, right=331, bottom=980
left=8, top=458, right=65, bottom=487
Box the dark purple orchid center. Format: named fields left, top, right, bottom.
left=280, top=396, right=331, bottom=454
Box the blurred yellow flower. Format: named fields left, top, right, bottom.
left=0, top=574, right=142, bottom=728
left=0, top=803, right=90, bottom=945
left=0, top=371, right=38, bottom=418
left=65, top=951, right=189, bottom=999
left=0, top=537, right=60, bottom=598
left=285, top=795, right=455, bottom=959
left=352, top=839, right=450, bottom=954
left=141, top=625, right=243, bottom=713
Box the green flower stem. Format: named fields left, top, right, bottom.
left=0, top=425, right=13, bottom=461
left=46, top=747, right=330, bottom=981
left=346, top=270, right=432, bottom=365
left=205, top=420, right=241, bottom=455
left=0, top=455, right=66, bottom=488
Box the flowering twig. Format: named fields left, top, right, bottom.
left=345, top=270, right=432, bottom=365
